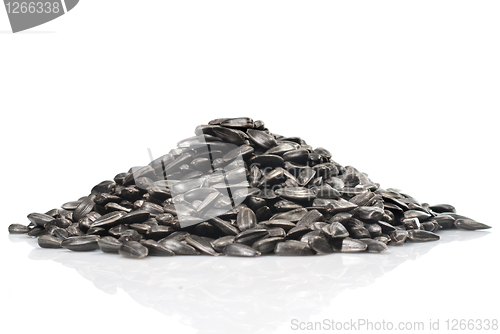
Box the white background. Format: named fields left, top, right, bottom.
left=1, top=1, right=499, bottom=333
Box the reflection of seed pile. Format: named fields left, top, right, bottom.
left=9, top=117, right=491, bottom=258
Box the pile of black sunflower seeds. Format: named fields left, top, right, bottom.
left=9, top=117, right=491, bottom=258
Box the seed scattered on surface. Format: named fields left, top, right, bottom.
left=72, top=195, right=97, bottom=222
left=389, top=229, right=408, bottom=246
left=98, top=236, right=123, bottom=253
left=252, top=237, right=284, bottom=254
left=118, top=229, right=141, bottom=242
left=407, top=230, right=440, bottom=242
left=8, top=224, right=29, bottom=234
left=237, top=207, right=257, bottom=232
left=27, top=227, right=46, bottom=237
left=140, top=240, right=175, bottom=256
left=223, top=243, right=261, bottom=257
left=234, top=228, right=269, bottom=246
left=27, top=213, right=54, bottom=227
left=332, top=237, right=368, bottom=253
left=359, top=238, right=388, bottom=253
left=275, top=240, right=314, bottom=256
left=308, top=236, right=333, bottom=254
left=61, top=236, right=100, bottom=252
left=454, top=219, right=491, bottom=231
left=13, top=117, right=490, bottom=259
left=185, top=235, right=220, bottom=256
left=331, top=238, right=368, bottom=253
left=429, top=204, right=456, bottom=213
left=38, top=235, right=63, bottom=249
left=91, top=211, right=127, bottom=229
left=211, top=236, right=235, bottom=253
left=160, top=239, right=199, bottom=255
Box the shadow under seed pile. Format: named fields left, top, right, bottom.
left=9, top=117, right=491, bottom=258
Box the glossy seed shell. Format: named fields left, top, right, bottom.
left=118, top=241, right=149, bottom=259
left=61, top=236, right=100, bottom=251
left=274, top=240, right=314, bottom=256
left=224, top=243, right=261, bottom=257
left=38, top=235, right=63, bottom=249
left=454, top=219, right=491, bottom=231
left=98, top=237, right=123, bottom=253
left=8, top=224, right=29, bottom=234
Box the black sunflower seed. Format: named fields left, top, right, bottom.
left=282, top=149, right=309, bottom=164
left=140, top=240, right=175, bottom=256
left=61, top=201, right=81, bottom=210
left=407, top=229, right=440, bottom=242
left=252, top=237, right=284, bottom=254
left=209, top=217, right=240, bottom=235
left=359, top=238, right=388, bottom=253
left=98, top=236, right=123, bottom=253
left=27, top=227, right=46, bottom=237
left=433, top=214, right=456, bottom=229
left=247, top=129, right=278, bottom=150
left=67, top=225, right=85, bottom=237
left=322, top=222, right=349, bottom=238
left=355, top=206, right=385, bottom=221
left=61, top=236, right=100, bottom=251
left=265, top=142, right=300, bottom=156
left=73, top=195, right=97, bottom=222
left=27, top=213, right=55, bottom=227
left=91, top=211, right=127, bottom=229
left=275, top=187, right=315, bottom=202
left=118, top=241, right=149, bottom=259
left=274, top=199, right=303, bottom=212
left=403, top=210, right=432, bottom=222
left=211, top=236, right=235, bottom=253
left=91, top=180, right=116, bottom=194
left=160, top=239, right=199, bottom=255
left=38, top=235, right=63, bottom=249
left=115, top=210, right=151, bottom=225
left=331, top=238, right=367, bottom=253
left=118, top=229, right=141, bottom=242
left=307, top=236, right=333, bottom=254
left=8, top=224, right=29, bottom=234
left=454, top=219, right=491, bottom=231
left=274, top=240, right=314, bottom=256
left=313, top=184, right=340, bottom=199
left=212, top=126, right=247, bottom=145
left=286, top=225, right=311, bottom=240
left=147, top=225, right=175, bottom=240
left=364, top=222, right=382, bottom=238
left=389, top=229, right=408, bottom=245
left=185, top=235, right=219, bottom=256
left=296, top=209, right=325, bottom=228
left=429, top=204, right=456, bottom=213
left=224, top=243, right=261, bottom=257
left=270, top=208, right=308, bottom=222
left=249, top=154, right=285, bottom=168
left=236, top=207, right=257, bottom=232
left=234, top=228, right=269, bottom=245
left=220, top=117, right=254, bottom=129
left=262, top=219, right=296, bottom=231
